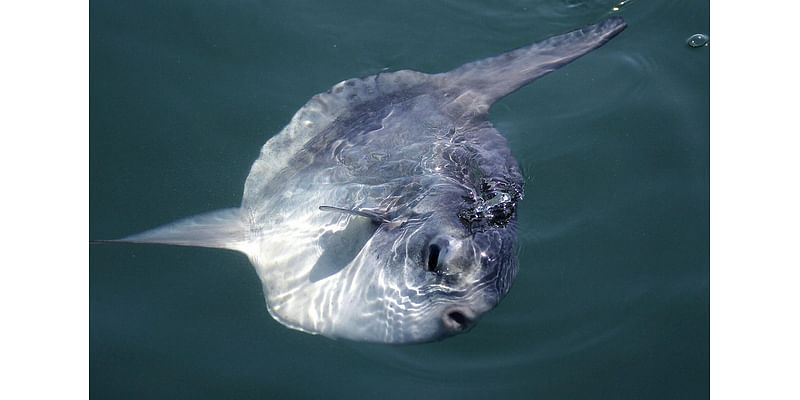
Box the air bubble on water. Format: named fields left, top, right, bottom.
left=687, top=34, right=709, bottom=48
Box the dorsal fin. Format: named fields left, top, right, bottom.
left=436, top=17, right=626, bottom=109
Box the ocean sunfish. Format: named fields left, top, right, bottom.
left=98, top=17, right=626, bottom=343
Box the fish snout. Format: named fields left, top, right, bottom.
left=442, top=306, right=477, bottom=332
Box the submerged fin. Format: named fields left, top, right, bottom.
left=309, top=215, right=378, bottom=283
left=438, top=16, right=627, bottom=107
left=319, top=205, right=391, bottom=224
left=101, top=208, right=250, bottom=252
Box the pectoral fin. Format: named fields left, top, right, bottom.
left=318, top=205, right=391, bottom=224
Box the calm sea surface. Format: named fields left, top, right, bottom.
left=90, top=0, right=709, bottom=398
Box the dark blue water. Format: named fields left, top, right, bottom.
left=90, top=0, right=709, bottom=398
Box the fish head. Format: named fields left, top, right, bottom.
left=355, top=179, right=521, bottom=343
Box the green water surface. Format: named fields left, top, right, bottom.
left=90, top=0, right=709, bottom=398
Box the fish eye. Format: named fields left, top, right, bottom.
left=426, top=243, right=441, bottom=272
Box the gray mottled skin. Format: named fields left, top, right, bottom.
left=109, top=17, right=627, bottom=343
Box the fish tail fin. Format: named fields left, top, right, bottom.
left=438, top=17, right=626, bottom=107
left=95, top=208, right=252, bottom=253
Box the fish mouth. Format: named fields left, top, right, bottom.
left=442, top=306, right=477, bottom=332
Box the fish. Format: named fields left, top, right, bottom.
left=95, top=17, right=627, bottom=343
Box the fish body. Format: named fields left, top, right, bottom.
left=105, top=17, right=627, bottom=343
